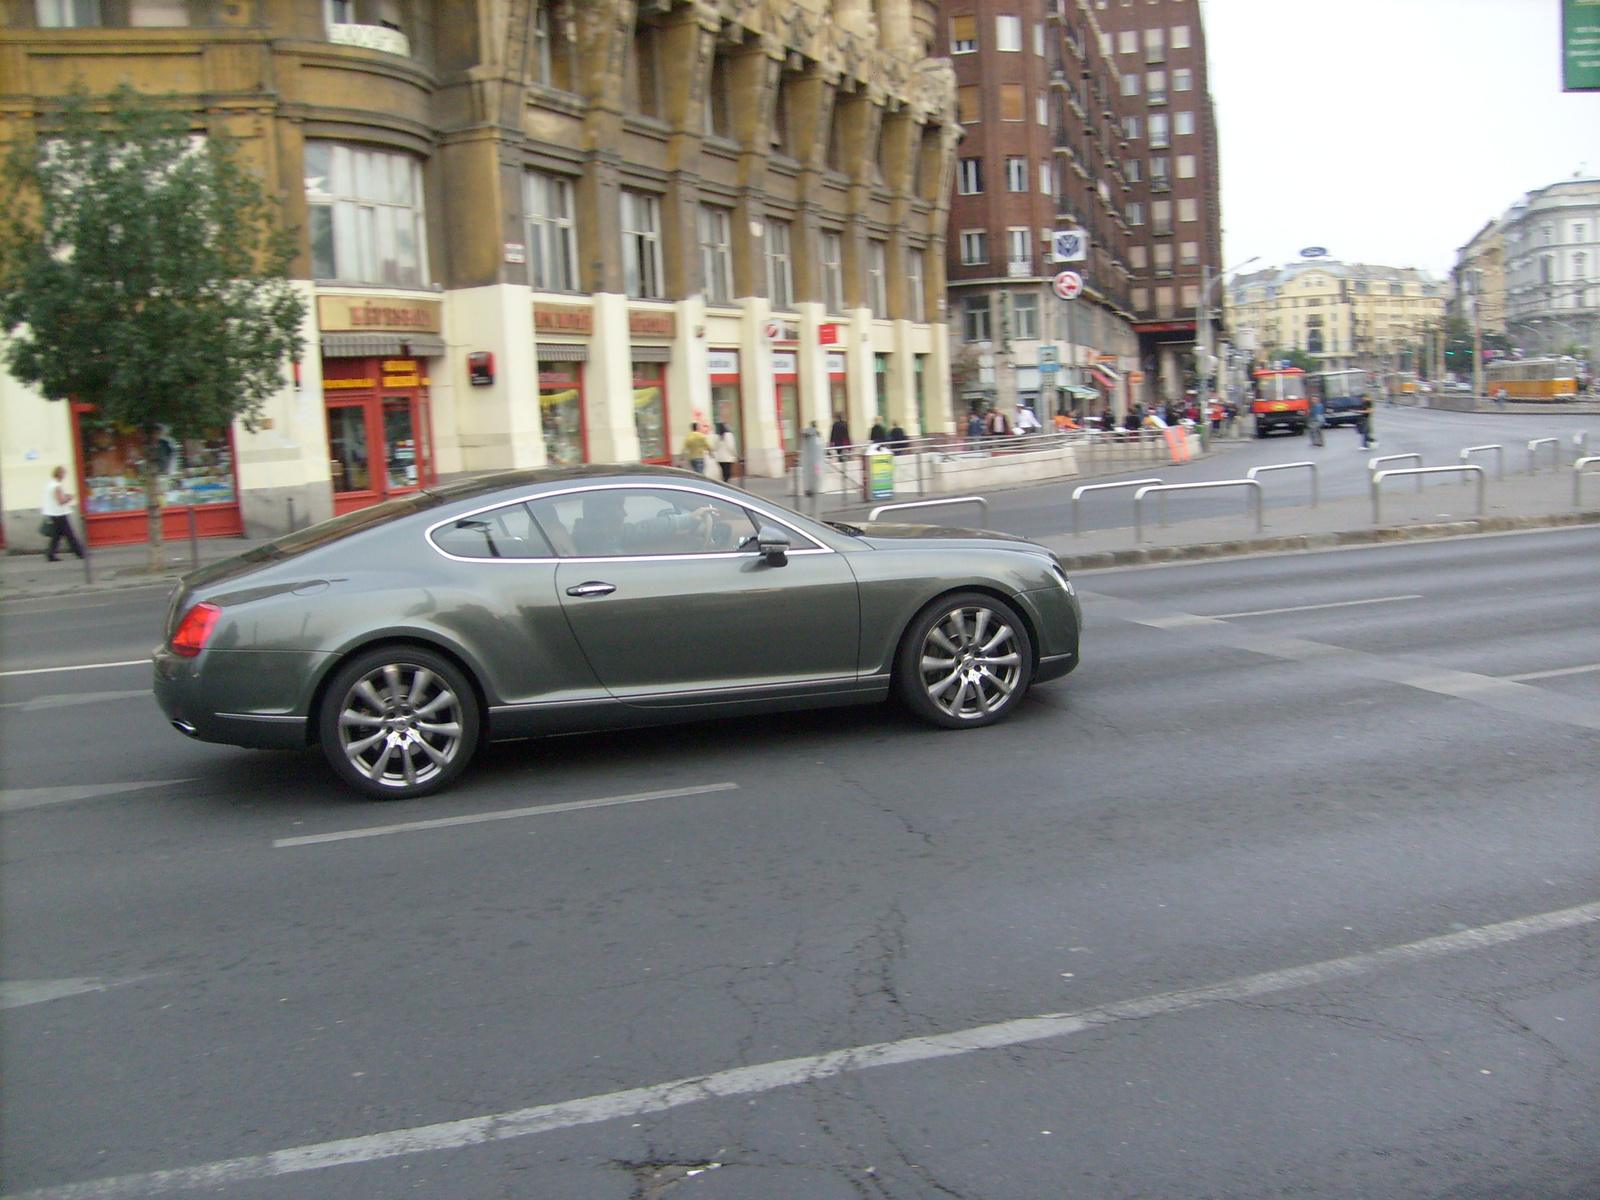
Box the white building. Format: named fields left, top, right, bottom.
left=1501, top=177, right=1600, bottom=363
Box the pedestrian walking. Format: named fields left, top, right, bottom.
left=40, top=465, right=85, bottom=562
left=868, top=419, right=888, bottom=446
left=886, top=423, right=909, bottom=453
left=828, top=413, right=851, bottom=461
left=1016, top=405, right=1042, bottom=435
left=712, top=422, right=738, bottom=481
left=1308, top=395, right=1325, bottom=447
left=1355, top=393, right=1375, bottom=449
left=681, top=422, right=712, bottom=475
left=965, top=408, right=985, bottom=444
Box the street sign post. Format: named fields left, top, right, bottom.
left=1052, top=271, right=1084, bottom=301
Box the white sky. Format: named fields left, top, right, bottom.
left=1201, top=0, right=1600, bottom=278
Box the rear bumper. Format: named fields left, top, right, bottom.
left=153, top=647, right=325, bottom=750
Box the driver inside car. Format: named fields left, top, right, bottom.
left=570, top=490, right=717, bottom=556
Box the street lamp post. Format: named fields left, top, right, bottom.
left=1196, top=255, right=1261, bottom=450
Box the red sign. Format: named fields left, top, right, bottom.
left=818, top=324, right=839, bottom=345
left=1052, top=271, right=1084, bottom=301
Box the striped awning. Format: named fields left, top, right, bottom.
left=321, top=332, right=446, bottom=358
left=630, top=344, right=671, bottom=362
left=536, top=342, right=589, bottom=363
left=1092, top=365, right=1120, bottom=387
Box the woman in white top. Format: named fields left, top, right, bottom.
left=41, top=466, right=85, bottom=561
left=712, top=423, right=739, bottom=482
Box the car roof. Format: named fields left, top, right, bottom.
left=424, top=463, right=706, bottom=505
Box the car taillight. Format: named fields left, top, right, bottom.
left=170, top=602, right=221, bottom=657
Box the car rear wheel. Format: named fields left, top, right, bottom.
left=319, top=646, right=479, bottom=800
left=897, top=592, right=1033, bottom=729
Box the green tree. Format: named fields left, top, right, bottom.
left=0, top=86, right=304, bottom=563
left=1276, top=347, right=1319, bottom=374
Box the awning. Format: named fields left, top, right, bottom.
left=1092, top=365, right=1120, bottom=387
left=536, top=342, right=589, bottom=363
left=630, top=344, right=672, bottom=362
left=321, top=332, right=446, bottom=358
left=1064, top=385, right=1100, bottom=400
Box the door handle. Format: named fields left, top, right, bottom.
left=565, top=581, right=617, bottom=597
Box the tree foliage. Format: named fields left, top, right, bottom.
left=0, top=85, right=304, bottom=456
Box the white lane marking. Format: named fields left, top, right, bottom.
left=1503, top=662, right=1600, bottom=683
left=9, top=899, right=1595, bottom=1200
left=1, top=975, right=159, bottom=1010
left=1207, top=593, right=1424, bottom=621
left=273, top=783, right=741, bottom=848
left=0, top=690, right=150, bottom=712
left=0, top=660, right=148, bottom=679
left=0, top=780, right=192, bottom=814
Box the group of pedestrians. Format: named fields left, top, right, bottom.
left=680, top=422, right=740, bottom=480
left=1307, top=393, right=1376, bottom=450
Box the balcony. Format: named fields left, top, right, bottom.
left=1007, top=258, right=1033, bottom=278
left=1149, top=178, right=1170, bottom=193
left=327, top=21, right=410, bottom=55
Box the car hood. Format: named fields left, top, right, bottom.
left=852, top=521, right=1047, bottom=553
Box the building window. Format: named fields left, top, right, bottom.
left=705, top=48, right=733, bottom=137
left=996, top=14, right=1022, bottom=51
left=1153, top=242, right=1173, bottom=271
left=1000, top=84, right=1025, bottom=121
left=621, top=189, right=663, bottom=299
left=1150, top=155, right=1169, bottom=182
left=821, top=230, right=845, bottom=313
left=304, top=142, right=428, bottom=286
left=1144, top=26, right=1165, bottom=62
left=1176, top=154, right=1196, bottom=178
left=1151, top=199, right=1171, bottom=235
left=1034, top=22, right=1045, bottom=55
left=1121, top=72, right=1141, bottom=96
left=1148, top=112, right=1169, bottom=147
left=963, top=295, right=992, bottom=342
left=1174, top=110, right=1195, bottom=136
left=907, top=249, right=926, bottom=323
left=699, top=205, right=734, bottom=306
left=1171, top=24, right=1191, bottom=49
left=1007, top=226, right=1031, bottom=268
left=1127, top=201, right=1145, bottom=225
left=1574, top=222, right=1589, bottom=243
left=1006, top=157, right=1028, bottom=192
left=1037, top=95, right=1049, bottom=125
left=957, top=158, right=983, bottom=194
left=1179, top=240, right=1199, bottom=265
left=1178, top=197, right=1198, bottom=222
left=1123, top=158, right=1142, bottom=182
left=1012, top=292, right=1039, bottom=340
left=765, top=218, right=794, bottom=310
left=951, top=13, right=977, bottom=53
left=1118, top=29, right=1137, bottom=54
left=1122, top=115, right=1141, bottom=140
left=1181, top=284, right=1199, bottom=307
left=1099, top=31, right=1112, bottom=56
left=1130, top=245, right=1147, bottom=269
left=36, top=0, right=100, bottom=24
left=1156, top=285, right=1175, bottom=316
left=961, top=229, right=989, bottom=265
left=628, top=20, right=663, bottom=120
left=524, top=171, right=577, bottom=292
left=130, top=0, right=188, bottom=25
left=867, top=239, right=888, bottom=318
left=958, top=85, right=981, bottom=124
left=1132, top=287, right=1149, bottom=312
left=1576, top=251, right=1589, bottom=282
left=1039, top=161, right=1053, bottom=194
left=1146, top=70, right=1166, bottom=97
left=1173, top=67, right=1193, bottom=91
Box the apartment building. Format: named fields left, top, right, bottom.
left=1500, top=177, right=1600, bottom=362
left=1, top=0, right=957, bottom=546
left=942, top=0, right=1140, bottom=422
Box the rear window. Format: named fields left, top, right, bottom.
left=239, top=492, right=444, bottom=564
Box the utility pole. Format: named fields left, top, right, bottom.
left=1471, top=267, right=1485, bottom=400
left=1196, top=262, right=1211, bottom=450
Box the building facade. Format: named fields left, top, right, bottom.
left=1500, top=177, right=1600, bottom=363
left=941, top=0, right=1141, bottom=423
left=0, top=0, right=957, bottom=547
left=1225, top=261, right=1447, bottom=375
left=1089, top=0, right=1221, bottom=408
left=1450, top=218, right=1507, bottom=339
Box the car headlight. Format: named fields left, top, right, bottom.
left=1049, top=564, right=1075, bottom=596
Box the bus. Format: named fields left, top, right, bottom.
left=1310, top=369, right=1377, bottom=427
left=1485, top=358, right=1581, bottom=401
left=1251, top=367, right=1309, bottom=437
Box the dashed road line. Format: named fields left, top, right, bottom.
left=7, top=899, right=1596, bottom=1200
left=1, top=690, right=150, bottom=712
left=1207, top=593, right=1423, bottom=620
left=1, top=975, right=161, bottom=1011
left=0, top=780, right=192, bottom=814
left=1503, top=662, right=1600, bottom=683
left=273, top=782, right=741, bottom=848
left=0, top=660, right=148, bottom=679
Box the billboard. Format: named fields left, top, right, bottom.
left=1566, top=0, right=1600, bottom=91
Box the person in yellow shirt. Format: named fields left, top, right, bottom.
left=681, top=424, right=712, bottom=474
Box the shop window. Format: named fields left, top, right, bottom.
left=765, top=218, right=794, bottom=311
left=304, top=142, right=428, bottom=287
left=78, top=423, right=235, bottom=514
left=540, top=363, right=586, bottom=467
left=431, top=502, right=554, bottom=560
left=524, top=171, right=578, bottom=292
left=700, top=206, right=735, bottom=306
left=1012, top=293, right=1038, bottom=340
left=821, top=230, right=845, bottom=313
left=35, top=0, right=99, bottom=24
left=621, top=190, right=664, bottom=300
left=631, top=363, right=669, bottom=463
left=327, top=404, right=372, bottom=494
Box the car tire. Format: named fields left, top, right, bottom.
left=896, top=592, right=1034, bottom=729
left=318, top=645, right=480, bottom=800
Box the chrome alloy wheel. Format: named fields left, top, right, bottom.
left=918, top=604, right=1024, bottom=721
left=337, top=662, right=465, bottom=790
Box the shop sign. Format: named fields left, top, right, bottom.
left=865, top=452, right=895, bottom=501
left=1129, top=370, right=1146, bottom=385
left=534, top=303, right=594, bottom=336
left=826, top=352, right=847, bottom=375
left=707, top=350, right=740, bottom=375
left=628, top=309, right=676, bottom=338
left=818, top=324, right=839, bottom=345
left=317, top=295, right=441, bottom=333
left=772, top=351, right=798, bottom=375
left=764, top=318, right=799, bottom=343
left=323, top=377, right=375, bottom=390
left=383, top=374, right=422, bottom=388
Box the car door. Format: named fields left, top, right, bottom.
left=529, top=485, right=860, bottom=707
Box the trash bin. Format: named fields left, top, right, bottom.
left=863, top=449, right=895, bottom=501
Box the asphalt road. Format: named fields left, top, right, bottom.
left=923, top=405, right=1598, bottom=538
left=3, top=527, right=1598, bottom=1200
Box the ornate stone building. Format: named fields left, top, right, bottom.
left=1, top=0, right=956, bottom=545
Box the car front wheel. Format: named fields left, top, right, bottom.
left=319, top=646, right=480, bottom=800
left=897, top=592, right=1033, bottom=728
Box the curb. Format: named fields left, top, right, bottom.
left=1056, top=510, right=1600, bottom=571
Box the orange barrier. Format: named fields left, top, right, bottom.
left=1162, top=427, right=1192, bottom=463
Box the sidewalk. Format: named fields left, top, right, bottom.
left=0, top=534, right=273, bottom=601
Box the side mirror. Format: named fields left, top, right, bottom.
left=756, top=525, right=790, bottom=565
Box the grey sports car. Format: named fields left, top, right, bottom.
left=154, top=465, right=1081, bottom=799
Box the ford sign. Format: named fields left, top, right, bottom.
left=1299, top=246, right=1328, bottom=258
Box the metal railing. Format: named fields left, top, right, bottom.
left=1528, top=437, right=1561, bottom=474
left=1372, top=465, right=1485, bottom=523
left=1369, top=453, right=1423, bottom=491
left=867, top=496, right=991, bottom=525
left=1133, top=479, right=1263, bottom=543
left=1070, top=477, right=1163, bottom=536
left=1246, top=461, right=1319, bottom=508
left=1459, top=444, right=1505, bottom=480
left=1576, top=456, right=1600, bottom=507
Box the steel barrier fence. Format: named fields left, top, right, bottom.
left=1459, top=444, right=1505, bottom=480
left=1069, top=478, right=1163, bottom=536
left=1373, top=465, right=1485, bottom=523
left=1133, top=479, right=1263, bottom=544
left=866, top=496, right=991, bottom=525
left=1246, top=461, right=1319, bottom=508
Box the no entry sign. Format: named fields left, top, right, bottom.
left=1052, top=271, right=1084, bottom=301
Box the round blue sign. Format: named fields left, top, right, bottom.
left=1299, top=246, right=1328, bottom=258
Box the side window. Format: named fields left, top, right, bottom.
left=431, top=502, right=554, bottom=559
left=529, top=488, right=766, bottom=557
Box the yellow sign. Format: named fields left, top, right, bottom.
left=317, top=295, right=442, bottom=333
left=382, top=375, right=421, bottom=388
left=323, top=378, right=375, bottom=390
